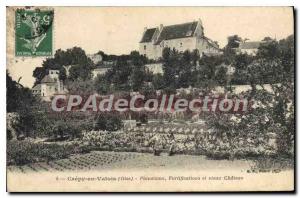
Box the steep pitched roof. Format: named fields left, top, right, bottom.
left=32, top=84, right=41, bottom=91
left=140, top=28, right=158, bottom=43
left=239, top=41, right=262, bottom=49
left=41, top=75, right=56, bottom=83
left=154, top=21, right=198, bottom=45
left=203, top=36, right=220, bottom=50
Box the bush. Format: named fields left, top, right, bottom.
left=94, top=114, right=123, bottom=131
left=7, top=140, right=80, bottom=166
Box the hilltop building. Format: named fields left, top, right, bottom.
left=237, top=41, right=262, bottom=55
left=32, top=70, right=68, bottom=101
left=139, top=19, right=223, bottom=60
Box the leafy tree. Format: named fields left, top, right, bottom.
left=191, top=49, right=200, bottom=68
left=226, top=35, right=242, bottom=49
left=94, top=75, right=111, bottom=95
left=231, top=53, right=254, bottom=85
left=130, top=65, right=145, bottom=91
left=68, top=64, right=92, bottom=81
left=152, top=74, right=164, bottom=90
left=7, top=71, right=22, bottom=112
left=177, top=50, right=193, bottom=88
left=205, top=35, right=294, bottom=158
left=33, top=47, right=93, bottom=84
left=262, top=37, right=274, bottom=42
left=66, top=79, right=95, bottom=95
left=130, top=50, right=147, bottom=66
left=94, top=114, right=123, bottom=131
left=198, top=55, right=224, bottom=80
left=128, top=51, right=147, bottom=91
left=215, top=66, right=228, bottom=86
left=257, top=41, right=280, bottom=59
left=7, top=71, right=41, bottom=138
left=278, top=35, right=294, bottom=76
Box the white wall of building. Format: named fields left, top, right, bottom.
left=145, top=63, right=163, bottom=74
left=163, top=37, right=197, bottom=53
left=92, top=68, right=109, bottom=79
left=240, top=48, right=258, bottom=55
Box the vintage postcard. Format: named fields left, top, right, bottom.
left=6, top=6, right=295, bottom=192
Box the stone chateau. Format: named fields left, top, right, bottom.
left=139, top=19, right=223, bottom=60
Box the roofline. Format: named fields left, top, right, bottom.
left=193, top=20, right=200, bottom=37
left=139, top=28, right=159, bottom=43
left=203, top=36, right=221, bottom=50
left=143, top=21, right=198, bottom=45
left=162, top=21, right=197, bottom=29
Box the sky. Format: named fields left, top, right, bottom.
left=7, top=7, right=294, bottom=88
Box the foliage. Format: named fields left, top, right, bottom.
left=66, top=79, right=95, bottom=95
left=93, top=51, right=148, bottom=94
left=68, top=64, right=92, bottom=81
left=215, top=66, right=228, bottom=86
left=152, top=74, right=164, bottom=90
left=205, top=35, right=294, bottom=158
left=33, top=47, right=93, bottom=84
left=50, top=121, right=81, bottom=140
left=161, top=48, right=200, bottom=90
left=7, top=140, right=81, bottom=165
left=7, top=71, right=43, bottom=138
left=94, top=113, right=123, bottom=131
left=223, top=34, right=242, bottom=58
left=7, top=71, right=37, bottom=113
left=130, top=65, right=145, bottom=91
left=94, top=75, right=111, bottom=94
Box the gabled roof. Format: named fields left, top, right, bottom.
left=140, top=28, right=158, bottom=43
left=203, top=36, right=220, bottom=50
left=154, top=21, right=198, bottom=45
left=41, top=75, right=56, bottom=83
left=239, top=41, right=262, bottom=49
left=32, top=84, right=41, bottom=91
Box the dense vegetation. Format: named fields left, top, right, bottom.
left=7, top=34, right=294, bottom=165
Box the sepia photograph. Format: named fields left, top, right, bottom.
left=6, top=6, right=295, bottom=192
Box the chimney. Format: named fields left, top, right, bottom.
left=159, top=24, right=163, bottom=31
left=197, top=18, right=204, bottom=37
left=198, top=18, right=202, bottom=26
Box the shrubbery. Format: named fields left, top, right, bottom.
left=93, top=114, right=123, bottom=131
left=7, top=140, right=83, bottom=166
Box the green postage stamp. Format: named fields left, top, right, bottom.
left=15, top=9, right=54, bottom=56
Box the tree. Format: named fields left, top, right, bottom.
left=262, top=37, right=274, bottom=42
left=231, top=53, right=254, bottom=85
left=198, top=55, right=224, bottom=81
left=176, top=50, right=193, bottom=88
left=204, top=34, right=294, bottom=158
left=278, top=35, right=294, bottom=76
left=226, top=35, right=242, bottom=49
left=191, top=49, right=200, bottom=68
left=224, top=35, right=242, bottom=58
left=130, top=65, right=145, bottom=91
left=94, top=114, right=123, bottom=131
left=257, top=41, right=280, bottom=59
left=7, top=71, right=42, bottom=138
left=130, top=50, right=147, bottom=66
left=33, top=47, right=93, bottom=84
left=152, top=74, right=164, bottom=90
left=94, top=75, right=111, bottom=95
left=66, top=78, right=95, bottom=95
left=68, top=64, right=92, bottom=81
left=246, top=59, right=294, bottom=156
left=215, top=66, right=228, bottom=86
